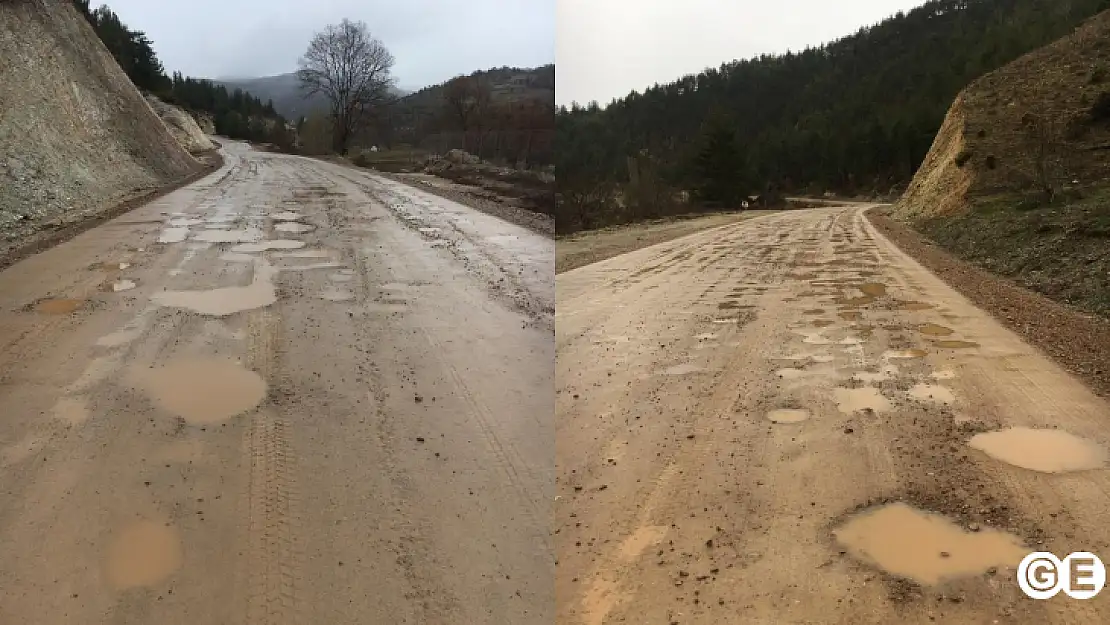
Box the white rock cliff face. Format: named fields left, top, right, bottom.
left=0, top=0, right=199, bottom=255
left=145, top=94, right=216, bottom=155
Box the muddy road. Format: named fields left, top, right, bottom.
left=0, top=141, right=553, bottom=624
left=556, top=206, right=1110, bottom=623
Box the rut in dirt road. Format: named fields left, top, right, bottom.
left=0, top=141, right=553, bottom=625
left=556, top=206, right=1110, bottom=624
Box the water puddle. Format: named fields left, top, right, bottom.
left=832, top=387, right=891, bottom=414
left=112, top=279, right=136, bottom=292
left=934, top=340, right=979, bottom=349
left=802, top=333, right=832, bottom=345
left=896, top=301, right=934, bottom=311
left=129, top=357, right=266, bottom=424
left=968, top=427, right=1107, bottom=473
left=812, top=319, right=835, bottom=328
left=838, top=311, right=861, bottom=321
left=858, top=282, right=887, bottom=297
left=270, top=211, right=301, bottom=221
left=168, top=217, right=204, bottom=227
left=193, top=228, right=263, bottom=244
left=661, top=363, right=706, bottom=376
left=152, top=261, right=276, bottom=317
left=918, top=323, right=954, bottom=337
left=802, top=309, right=825, bottom=315
left=835, top=295, right=875, bottom=308
left=275, top=249, right=331, bottom=259
left=907, top=383, right=956, bottom=404
left=274, top=222, right=315, bottom=234
left=718, top=301, right=741, bottom=310
left=767, top=408, right=810, bottom=423
left=833, top=503, right=1026, bottom=585
left=205, top=223, right=232, bottom=230
left=320, top=287, right=354, bottom=302
left=157, top=227, right=189, bottom=244
left=884, top=349, right=927, bottom=360
left=328, top=272, right=354, bottom=283
left=232, top=240, right=305, bottom=253
left=220, top=252, right=255, bottom=263
left=104, top=520, right=183, bottom=589
left=35, top=298, right=83, bottom=314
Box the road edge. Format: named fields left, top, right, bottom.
left=866, top=207, right=1110, bottom=399
left=0, top=150, right=224, bottom=273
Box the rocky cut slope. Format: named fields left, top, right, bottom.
left=897, top=9, right=1110, bottom=218
left=0, top=0, right=200, bottom=259
left=893, top=8, right=1110, bottom=318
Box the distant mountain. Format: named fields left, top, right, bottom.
left=215, top=73, right=412, bottom=120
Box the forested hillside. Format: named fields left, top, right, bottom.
left=71, top=0, right=292, bottom=147
left=556, top=0, right=1110, bottom=232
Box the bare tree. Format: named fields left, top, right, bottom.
left=442, top=76, right=493, bottom=132
left=297, top=19, right=395, bottom=155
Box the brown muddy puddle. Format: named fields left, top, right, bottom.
left=838, top=311, right=862, bottom=321
left=933, top=340, right=979, bottom=349
left=812, top=319, right=835, bottom=328
left=858, top=282, right=887, bottom=297
left=153, top=261, right=276, bottom=316
left=130, top=357, right=266, bottom=424
left=884, top=348, right=927, bottom=360
left=835, top=295, right=875, bottom=308
left=104, top=520, right=183, bottom=589
left=802, top=308, right=825, bottom=315
left=896, top=301, right=934, bottom=311
left=832, top=387, right=891, bottom=414
left=193, top=228, right=263, bottom=244
left=275, top=222, right=316, bottom=234
left=767, top=408, right=810, bottom=423
left=834, top=503, right=1026, bottom=586
left=918, top=323, right=954, bottom=337
left=35, top=298, right=84, bottom=314
left=907, top=383, right=956, bottom=405
left=968, top=427, right=1107, bottom=473
left=232, top=240, right=306, bottom=253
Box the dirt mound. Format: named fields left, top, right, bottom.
left=894, top=9, right=1110, bottom=218
left=0, top=0, right=199, bottom=257
left=145, top=95, right=215, bottom=154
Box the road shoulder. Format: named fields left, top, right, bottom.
left=868, top=208, right=1110, bottom=399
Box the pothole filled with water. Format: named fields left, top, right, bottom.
left=884, top=348, right=927, bottom=360
left=907, top=383, right=956, bottom=405
left=767, top=408, right=810, bottom=423
left=274, top=222, right=315, bottom=234
left=232, top=240, right=306, bottom=253
left=918, top=323, right=954, bottom=337
left=833, top=502, right=1026, bottom=586
left=128, top=357, right=266, bottom=424
left=968, top=427, right=1107, bottom=473
left=103, top=520, right=183, bottom=589
left=35, top=298, right=84, bottom=314
left=832, top=387, right=891, bottom=414
left=933, top=340, right=979, bottom=349
left=858, top=283, right=887, bottom=297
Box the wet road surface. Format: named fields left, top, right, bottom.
left=556, top=206, right=1110, bottom=624
left=0, top=141, right=553, bottom=624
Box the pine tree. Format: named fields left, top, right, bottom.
left=694, top=114, right=745, bottom=206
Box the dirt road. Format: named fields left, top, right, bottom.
left=556, top=206, right=1110, bottom=623
left=0, top=141, right=553, bottom=624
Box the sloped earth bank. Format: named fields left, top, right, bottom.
left=0, top=141, right=553, bottom=625
left=557, top=206, right=1110, bottom=624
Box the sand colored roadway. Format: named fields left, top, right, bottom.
left=0, top=141, right=553, bottom=624
left=556, top=206, right=1110, bottom=623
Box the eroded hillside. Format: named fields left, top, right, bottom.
left=0, top=0, right=200, bottom=260
left=894, top=9, right=1110, bottom=317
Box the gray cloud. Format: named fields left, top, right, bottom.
left=104, top=0, right=554, bottom=89
left=557, top=0, right=926, bottom=105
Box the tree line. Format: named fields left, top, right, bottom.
left=556, top=0, right=1110, bottom=233
left=71, top=1, right=292, bottom=149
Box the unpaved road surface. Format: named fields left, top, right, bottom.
left=556, top=206, right=1110, bottom=624
left=0, top=141, right=553, bottom=624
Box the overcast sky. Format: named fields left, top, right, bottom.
left=102, top=0, right=554, bottom=90
left=558, top=0, right=927, bottom=106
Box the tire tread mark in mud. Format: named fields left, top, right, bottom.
left=241, top=308, right=305, bottom=625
